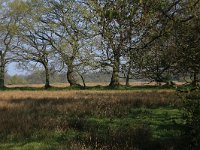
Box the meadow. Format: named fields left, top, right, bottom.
left=0, top=85, right=188, bottom=150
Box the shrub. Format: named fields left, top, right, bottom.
left=181, top=91, right=200, bottom=149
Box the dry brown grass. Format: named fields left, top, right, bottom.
left=0, top=90, right=178, bottom=120
left=0, top=90, right=175, bottom=100
left=0, top=90, right=180, bottom=149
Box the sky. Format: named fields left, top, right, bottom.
left=7, top=63, right=27, bottom=75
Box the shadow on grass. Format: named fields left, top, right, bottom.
left=67, top=106, right=184, bottom=149
left=6, top=98, right=79, bottom=105
left=0, top=84, right=176, bottom=91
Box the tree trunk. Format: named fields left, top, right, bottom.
left=0, top=65, right=5, bottom=88
left=67, top=63, right=80, bottom=86
left=44, top=65, right=50, bottom=89
left=109, top=54, right=120, bottom=87
left=192, top=72, right=198, bottom=87
left=126, top=75, right=130, bottom=86
left=126, top=62, right=132, bottom=86
left=165, top=81, right=175, bottom=86
left=0, top=51, right=5, bottom=88
left=79, top=73, right=86, bottom=88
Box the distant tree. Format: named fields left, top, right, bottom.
left=122, top=0, right=185, bottom=86
left=26, top=69, right=46, bottom=84
left=34, top=0, right=93, bottom=87
left=16, top=20, right=55, bottom=88
left=6, top=0, right=58, bottom=89
left=0, top=0, right=21, bottom=88
left=174, top=0, right=200, bottom=87
left=8, top=74, right=27, bottom=85
left=89, top=0, right=180, bottom=87
left=88, top=0, right=143, bottom=87
left=136, top=37, right=177, bottom=85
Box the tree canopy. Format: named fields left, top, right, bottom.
left=0, top=0, right=199, bottom=88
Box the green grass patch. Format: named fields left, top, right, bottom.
left=66, top=106, right=183, bottom=149
left=83, top=107, right=183, bottom=139
left=0, top=129, right=80, bottom=150
left=0, top=106, right=183, bottom=149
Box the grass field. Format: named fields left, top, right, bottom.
left=0, top=89, right=186, bottom=150
left=3, top=82, right=181, bottom=92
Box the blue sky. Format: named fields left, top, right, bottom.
left=7, top=63, right=27, bottom=75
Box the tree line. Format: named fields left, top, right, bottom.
left=0, top=0, right=200, bottom=88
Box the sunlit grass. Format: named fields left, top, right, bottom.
left=0, top=90, right=184, bottom=149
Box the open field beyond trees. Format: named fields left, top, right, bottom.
left=0, top=89, right=188, bottom=150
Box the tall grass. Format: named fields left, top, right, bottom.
left=0, top=90, right=181, bottom=149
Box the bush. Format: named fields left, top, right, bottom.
left=181, top=91, right=200, bottom=149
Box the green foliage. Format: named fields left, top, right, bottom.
left=7, top=75, right=28, bottom=85
left=181, top=91, right=200, bottom=149
left=105, top=9, right=119, bottom=20
left=9, top=0, right=30, bottom=16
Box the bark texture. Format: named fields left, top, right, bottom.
left=44, top=65, right=50, bottom=89
left=0, top=51, right=5, bottom=88
left=109, top=54, right=120, bottom=87
left=67, top=63, right=80, bottom=86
